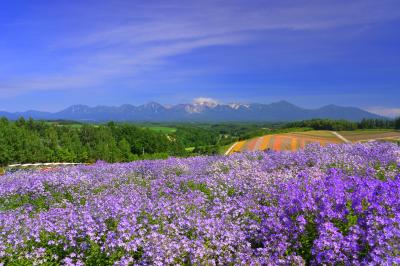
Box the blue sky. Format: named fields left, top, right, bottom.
left=0, top=0, right=399, bottom=116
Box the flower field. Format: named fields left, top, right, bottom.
left=227, top=130, right=400, bottom=154
left=1, top=143, right=400, bottom=265
left=228, top=131, right=344, bottom=154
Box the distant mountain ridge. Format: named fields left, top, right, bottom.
left=0, top=100, right=385, bottom=122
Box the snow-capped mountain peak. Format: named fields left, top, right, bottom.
left=228, top=103, right=250, bottom=110
left=192, top=97, right=219, bottom=108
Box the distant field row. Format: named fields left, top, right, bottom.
left=339, top=130, right=400, bottom=142
left=227, top=130, right=400, bottom=154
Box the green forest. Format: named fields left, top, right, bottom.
left=0, top=118, right=187, bottom=166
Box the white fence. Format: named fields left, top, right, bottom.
left=7, top=162, right=84, bottom=168
left=1, top=163, right=87, bottom=174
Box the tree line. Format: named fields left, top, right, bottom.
left=0, top=118, right=186, bottom=166
left=286, top=118, right=400, bottom=131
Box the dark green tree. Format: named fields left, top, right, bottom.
left=395, top=117, right=400, bottom=130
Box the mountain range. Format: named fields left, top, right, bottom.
left=0, top=101, right=385, bottom=122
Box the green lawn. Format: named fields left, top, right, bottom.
left=339, top=130, right=400, bottom=142
left=293, top=130, right=338, bottom=138
left=44, top=121, right=84, bottom=128
left=338, top=129, right=393, bottom=136
left=145, top=126, right=177, bottom=133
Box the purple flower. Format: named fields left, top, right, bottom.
left=0, top=142, right=398, bottom=264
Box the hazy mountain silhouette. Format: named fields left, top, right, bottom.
left=0, top=100, right=385, bottom=122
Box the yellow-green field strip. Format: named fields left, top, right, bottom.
left=226, top=130, right=400, bottom=155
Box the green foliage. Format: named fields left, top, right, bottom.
left=286, top=118, right=395, bottom=131
left=185, top=181, right=213, bottom=200
left=243, top=210, right=262, bottom=223
left=0, top=193, right=48, bottom=211
left=296, top=216, right=318, bottom=264
left=193, top=145, right=220, bottom=155
left=332, top=200, right=358, bottom=236
left=0, top=118, right=187, bottom=166
left=0, top=184, right=81, bottom=211
left=227, top=187, right=236, bottom=197
left=105, top=218, right=119, bottom=231
left=174, top=126, right=219, bottom=147
left=359, top=118, right=394, bottom=129
left=395, top=117, right=400, bottom=130
left=2, top=229, right=142, bottom=265
left=146, top=125, right=176, bottom=133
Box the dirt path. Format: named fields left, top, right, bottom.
left=225, top=142, right=237, bottom=155
left=331, top=131, right=351, bottom=143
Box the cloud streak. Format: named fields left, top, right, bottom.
left=1, top=0, right=400, bottom=99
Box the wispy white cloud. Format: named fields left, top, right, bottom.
left=68, top=0, right=400, bottom=48
left=0, top=34, right=248, bottom=96
left=1, top=0, right=400, bottom=98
